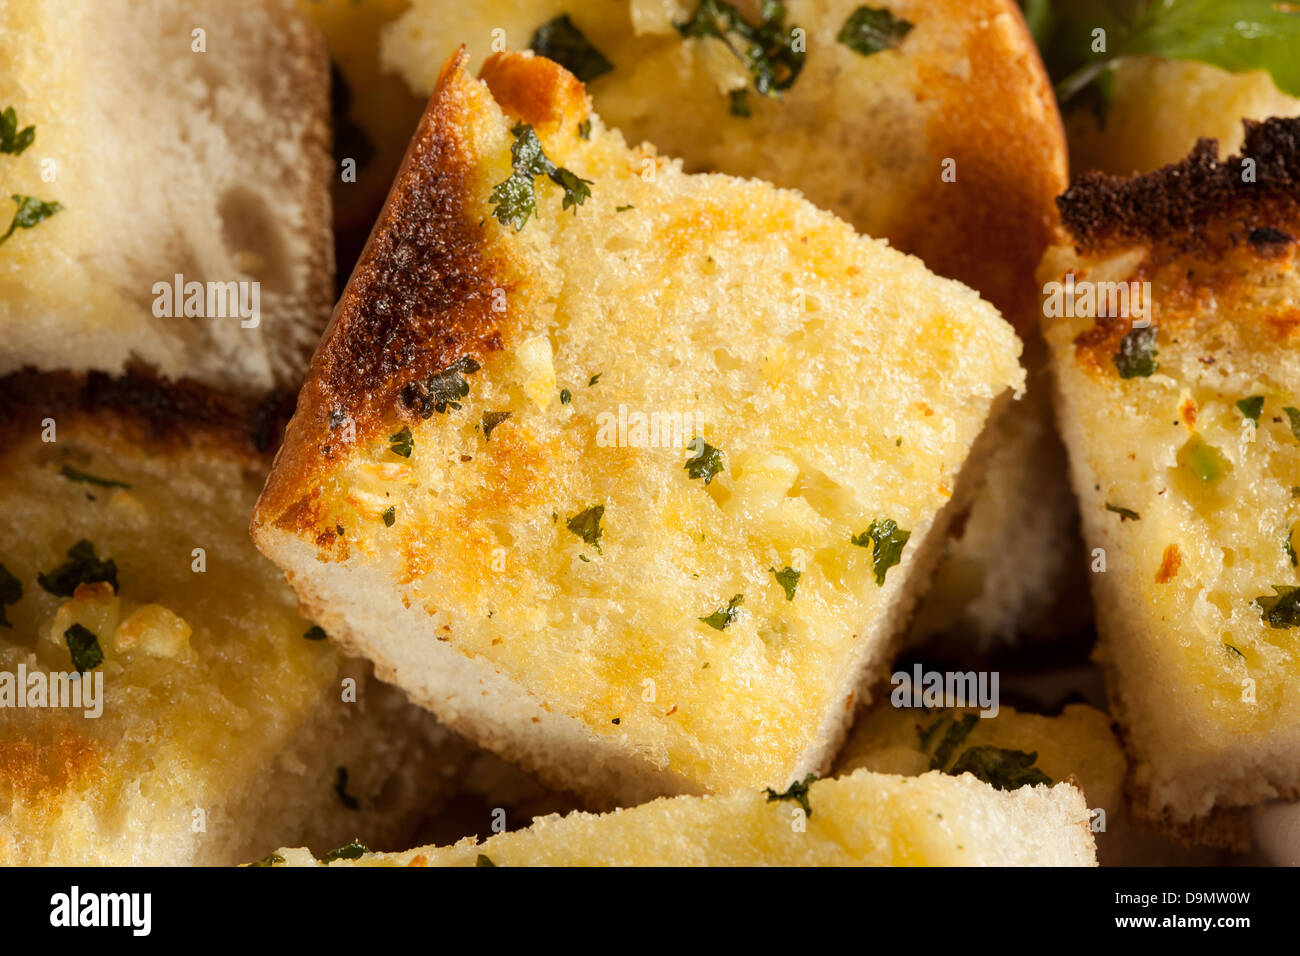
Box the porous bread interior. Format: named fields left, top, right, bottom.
left=272, top=769, right=1098, bottom=866
left=255, top=51, right=1024, bottom=804
left=0, top=0, right=333, bottom=394
left=0, top=410, right=464, bottom=865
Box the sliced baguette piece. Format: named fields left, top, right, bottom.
left=251, top=49, right=1025, bottom=807
left=381, top=0, right=1077, bottom=646
left=0, top=0, right=333, bottom=395
left=270, top=768, right=1097, bottom=866
left=1041, top=117, right=1300, bottom=845
left=0, top=371, right=469, bottom=866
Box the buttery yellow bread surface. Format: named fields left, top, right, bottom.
left=381, top=0, right=1077, bottom=645
left=0, top=0, right=333, bottom=394
left=252, top=50, right=1025, bottom=806
left=268, top=768, right=1097, bottom=866
left=1041, top=117, right=1300, bottom=844
left=0, top=372, right=467, bottom=865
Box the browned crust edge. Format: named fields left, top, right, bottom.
left=1058, top=117, right=1300, bottom=251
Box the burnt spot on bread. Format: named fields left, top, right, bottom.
left=1248, top=226, right=1294, bottom=258
left=1058, top=118, right=1300, bottom=253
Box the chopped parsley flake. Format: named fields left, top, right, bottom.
left=1112, top=325, right=1158, bottom=378
left=1286, top=527, right=1297, bottom=567
left=566, top=505, right=605, bottom=552
left=401, top=356, right=481, bottom=417
left=770, top=565, right=800, bottom=601
left=1237, top=395, right=1265, bottom=426
left=37, top=540, right=118, bottom=597
left=249, top=853, right=285, bottom=868
left=1255, top=586, right=1300, bottom=629
left=304, top=625, right=328, bottom=642
left=850, top=518, right=911, bottom=585
left=335, top=766, right=359, bottom=810
left=948, top=747, right=1052, bottom=791
left=64, top=623, right=103, bottom=674
left=481, top=410, right=512, bottom=441
left=476, top=853, right=496, bottom=867
left=925, top=712, right=978, bottom=770
left=58, top=465, right=131, bottom=490
left=764, top=773, right=817, bottom=817
left=684, top=438, right=725, bottom=485
left=577, top=119, right=591, bottom=140
left=675, top=0, right=806, bottom=100
left=382, top=506, right=396, bottom=528
left=700, top=593, right=743, bottom=631
left=490, top=123, right=593, bottom=230
left=615, top=203, right=635, bottom=212
left=560, top=388, right=572, bottom=404
left=1285, top=406, right=1300, bottom=442
left=837, top=6, right=914, bottom=56
left=1105, top=503, right=1140, bottom=521
left=588, top=373, right=601, bottom=387
left=0, top=106, right=36, bottom=155
left=530, top=14, right=615, bottom=83
left=729, top=88, right=751, bottom=117
left=0, top=561, right=20, bottom=627
left=0, top=194, right=62, bottom=246
left=321, top=840, right=369, bottom=863
left=389, top=425, right=414, bottom=458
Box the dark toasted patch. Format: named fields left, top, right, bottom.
left=0, top=369, right=292, bottom=460
left=1059, top=117, right=1300, bottom=252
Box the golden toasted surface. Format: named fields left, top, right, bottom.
left=272, top=768, right=1096, bottom=866
left=380, top=0, right=1066, bottom=329
left=1042, top=118, right=1300, bottom=828
left=254, top=50, right=1023, bottom=795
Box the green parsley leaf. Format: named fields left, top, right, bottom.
left=566, top=505, right=605, bottom=553
left=0, top=194, right=62, bottom=246
left=490, top=123, right=593, bottom=230
left=389, top=425, right=414, bottom=458
left=481, top=410, right=512, bottom=441
left=0, top=106, right=36, bottom=155
left=764, top=773, right=817, bottom=817
left=770, top=566, right=800, bottom=601
left=1105, top=502, right=1140, bottom=521
left=684, top=438, right=724, bottom=485
left=58, top=465, right=131, bottom=489
left=249, top=852, right=285, bottom=867
left=850, top=518, right=911, bottom=585
left=1017, top=0, right=1056, bottom=49
left=531, top=14, right=614, bottom=82
left=615, top=203, right=635, bottom=212
left=588, top=373, right=601, bottom=386
left=37, top=540, right=118, bottom=597
left=577, top=119, right=592, bottom=140
left=476, top=853, right=496, bottom=867
left=1286, top=527, right=1297, bottom=567
left=402, top=356, right=482, bottom=417
left=1237, top=395, right=1265, bottom=426
left=948, top=746, right=1052, bottom=791
left=335, top=766, right=359, bottom=810
left=700, top=593, right=743, bottom=631
left=729, top=88, right=752, bottom=117
left=489, top=172, right=538, bottom=231
left=550, top=166, right=594, bottom=211
left=837, top=6, right=914, bottom=57
left=1255, top=585, right=1300, bottom=629
left=1112, top=325, right=1158, bottom=378
left=304, top=625, right=328, bottom=642
left=560, top=388, right=572, bottom=405
left=1284, top=406, right=1300, bottom=442
left=929, top=712, right=978, bottom=770
left=382, top=506, right=396, bottom=528
left=321, top=840, right=369, bottom=863
left=675, top=0, right=806, bottom=100
left=1177, top=434, right=1230, bottom=484
left=64, top=623, right=103, bottom=674
left=0, top=561, right=20, bottom=627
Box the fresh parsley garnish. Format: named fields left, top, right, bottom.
left=476, top=853, right=496, bottom=867
left=837, top=6, right=913, bottom=57
left=1113, top=325, right=1157, bottom=378
left=382, top=506, right=396, bottom=528
left=948, top=746, right=1052, bottom=791
left=675, top=0, right=806, bottom=100
left=1105, top=503, right=1140, bottom=521
left=560, top=388, right=572, bottom=405
left=321, top=840, right=369, bottom=863
left=0, top=106, right=35, bottom=155
left=249, top=852, right=285, bottom=868
left=1284, top=406, right=1300, bottom=442
left=59, top=465, right=131, bottom=489
left=0, top=194, right=62, bottom=246
left=490, top=123, right=593, bottom=230
left=530, top=14, right=614, bottom=83
left=851, top=518, right=911, bottom=586
left=588, top=373, right=601, bottom=387
left=729, top=88, right=752, bottom=117
left=684, top=439, right=724, bottom=485
left=700, top=593, right=743, bottom=631
left=615, top=204, right=635, bottom=212
left=64, top=623, right=103, bottom=674
left=481, top=410, right=512, bottom=441
left=566, top=505, right=605, bottom=552
left=925, top=712, right=979, bottom=770
left=0, top=561, right=20, bottom=627
left=577, top=119, right=592, bottom=140
left=764, top=773, right=817, bottom=817
left=304, top=625, right=328, bottom=642
left=37, top=540, right=118, bottom=596
left=389, top=425, right=414, bottom=458
left=1237, top=395, right=1265, bottom=426
left=1286, top=527, right=1297, bottom=567
left=770, top=566, right=800, bottom=601
left=335, top=766, right=360, bottom=811
left=401, top=356, right=482, bottom=417
left=1255, top=585, right=1300, bottom=629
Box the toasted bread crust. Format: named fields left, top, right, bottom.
left=1058, top=117, right=1300, bottom=253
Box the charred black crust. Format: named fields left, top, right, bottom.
left=1058, top=117, right=1300, bottom=249
left=0, top=368, right=294, bottom=459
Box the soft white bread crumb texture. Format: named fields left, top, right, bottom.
left=254, top=52, right=1024, bottom=806
left=273, top=769, right=1097, bottom=867
left=0, top=0, right=333, bottom=394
